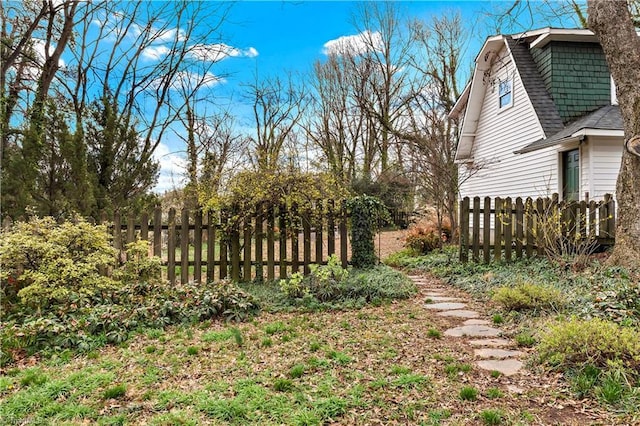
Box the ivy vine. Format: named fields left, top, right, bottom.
left=347, top=195, right=390, bottom=269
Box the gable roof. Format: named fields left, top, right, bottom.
left=505, top=37, right=564, bottom=138
left=450, top=28, right=620, bottom=163
left=515, top=105, right=623, bottom=154
left=450, top=35, right=507, bottom=161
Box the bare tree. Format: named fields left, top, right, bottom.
left=404, top=13, right=469, bottom=233
left=246, top=74, right=307, bottom=172
left=178, top=107, right=247, bottom=209
left=347, top=2, right=414, bottom=175
left=305, top=54, right=362, bottom=185
left=587, top=0, right=640, bottom=268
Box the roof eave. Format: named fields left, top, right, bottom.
left=453, top=35, right=507, bottom=163
left=449, top=83, right=470, bottom=120
left=515, top=128, right=624, bottom=154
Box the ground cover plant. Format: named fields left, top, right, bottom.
left=0, top=280, right=623, bottom=425
left=0, top=218, right=259, bottom=366
left=386, top=246, right=640, bottom=416
left=1, top=218, right=635, bottom=424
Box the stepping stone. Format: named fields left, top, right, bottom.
left=476, top=359, right=523, bottom=376
left=444, top=324, right=502, bottom=337
left=425, top=292, right=446, bottom=297
left=474, top=348, right=524, bottom=359
left=424, top=302, right=467, bottom=310
left=469, top=338, right=514, bottom=347
left=437, top=310, right=480, bottom=318
left=425, top=296, right=461, bottom=302
left=463, top=319, right=490, bottom=325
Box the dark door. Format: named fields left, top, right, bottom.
left=563, top=149, right=579, bottom=202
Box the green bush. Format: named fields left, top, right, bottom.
left=279, top=255, right=347, bottom=302
left=537, top=318, right=640, bottom=371
left=277, top=260, right=415, bottom=307
left=0, top=217, right=119, bottom=309
left=492, top=282, right=563, bottom=312
left=342, top=266, right=416, bottom=303
left=0, top=222, right=260, bottom=364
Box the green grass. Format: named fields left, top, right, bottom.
left=289, top=364, right=306, bottom=379
left=459, top=386, right=478, bottom=401
left=103, top=384, right=127, bottom=400
left=486, top=387, right=504, bottom=399
left=427, top=328, right=442, bottom=338
left=479, top=408, right=504, bottom=425
left=1, top=246, right=632, bottom=425
left=202, top=329, right=235, bottom=342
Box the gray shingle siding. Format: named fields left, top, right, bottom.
left=530, top=41, right=611, bottom=123
left=506, top=37, right=564, bottom=138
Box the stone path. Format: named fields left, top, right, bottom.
left=407, top=275, right=524, bottom=376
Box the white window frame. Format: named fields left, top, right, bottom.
left=498, top=78, right=513, bottom=110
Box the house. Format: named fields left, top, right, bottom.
left=450, top=28, right=624, bottom=203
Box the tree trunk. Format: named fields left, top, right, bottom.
left=587, top=0, right=640, bottom=268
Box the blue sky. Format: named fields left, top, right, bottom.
left=211, top=1, right=496, bottom=95
left=151, top=1, right=580, bottom=191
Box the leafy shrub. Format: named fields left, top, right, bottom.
left=537, top=318, right=640, bottom=371
left=0, top=217, right=119, bottom=309
left=279, top=256, right=415, bottom=307
left=0, top=231, right=259, bottom=364
left=515, top=331, right=536, bottom=347
left=307, top=256, right=349, bottom=302
left=342, top=265, right=416, bottom=303
left=279, top=255, right=347, bottom=302
left=492, top=282, right=563, bottom=312
left=113, top=240, right=162, bottom=286
left=404, top=226, right=441, bottom=254
left=403, top=214, right=452, bottom=255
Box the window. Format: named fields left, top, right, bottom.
left=498, top=79, right=513, bottom=109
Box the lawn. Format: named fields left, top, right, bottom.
left=0, top=277, right=622, bottom=425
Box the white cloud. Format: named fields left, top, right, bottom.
left=153, top=142, right=187, bottom=193
left=322, top=30, right=382, bottom=56
left=174, top=70, right=223, bottom=89
left=16, top=38, right=66, bottom=81
left=153, top=27, right=186, bottom=43
left=142, top=45, right=170, bottom=60
left=148, top=70, right=223, bottom=93
left=32, top=39, right=65, bottom=67
left=189, top=43, right=259, bottom=62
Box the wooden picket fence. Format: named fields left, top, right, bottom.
left=459, top=194, right=615, bottom=263
left=106, top=201, right=349, bottom=284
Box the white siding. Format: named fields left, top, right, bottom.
left=459, top=48, right=559, bottom=200
left=590, top=137, right=623, bottom=198
left=581, top=142, right=591, bottom=199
